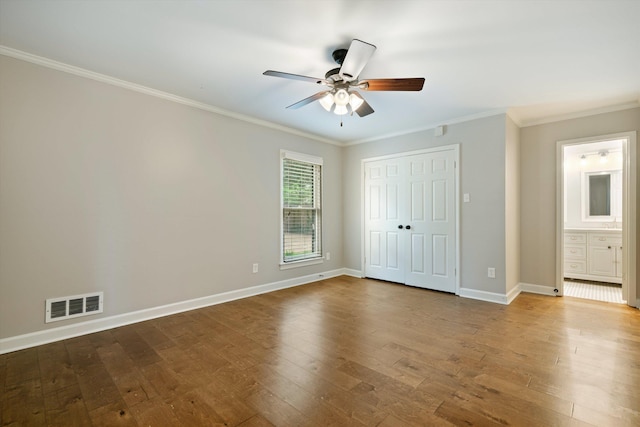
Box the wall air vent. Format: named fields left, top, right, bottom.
left=45, top=292, right=104, bottom=323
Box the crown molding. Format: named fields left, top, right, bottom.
left=0, top=45, right=340, bottom=146
left=517, top=101, right=640, bottom=128
left=343, top=108, right=510, bottom=146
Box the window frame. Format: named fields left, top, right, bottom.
left=280, top=150, right=323, bottom=269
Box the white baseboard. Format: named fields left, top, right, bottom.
left=0, top=268, right=347, bottom=355
left=519, top=282, right=558, bottom=296
left=506, top=285, right=522, bottom=304
left=459, top=283, right=557, bottom=304
left=458, top=287, right=511, bottom=305
left=343, top=268, right=363, bottom=278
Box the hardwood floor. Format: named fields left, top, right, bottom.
left=2, top=276, right=639, bottom=426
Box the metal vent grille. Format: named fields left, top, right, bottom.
left=50, top=301, right=67, bottom=319
left=45, top=292, right=104, bottom=323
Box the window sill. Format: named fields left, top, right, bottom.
left=279, top=258, right=324, bottom=270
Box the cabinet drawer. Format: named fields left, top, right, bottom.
left=589, top=233, right=622, bottom=246
left=564, top=260, right=586, bottom=274
left=565, top=233, right=587, bottom=244
left=564, top=244, right=586, bottom=259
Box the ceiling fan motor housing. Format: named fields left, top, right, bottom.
left=325, top=67, right=342, bottom=81
left=332, top=48, right=348, bottom=65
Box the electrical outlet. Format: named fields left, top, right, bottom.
left=252, top=263, right=258, bottom=273
left=326, top=252, right=331, bottom=260
left=488, top=267, right=495, bottom=278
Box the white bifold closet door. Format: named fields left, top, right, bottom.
left=364, top=148, right=456, bottom=293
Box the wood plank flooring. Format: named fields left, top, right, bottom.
left=2, top=276, right=640, bottom=426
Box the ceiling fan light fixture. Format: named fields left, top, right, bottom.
left=334, top=104, right=349, bottom=115
left=319, top=93, right=334, bottom=112
left=349, top=93, right=364, bottom=111
left=334, top=89, right=350, bottom=107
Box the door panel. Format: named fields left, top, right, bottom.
left=432, top=179, right=447, bottom=221
left=369, top=231, right=381, bottom=267
left=411, top=181, right=425, bottom=221
left=432, top=234, right=448, bottom=277
left=387, top=184, right=399, bottom=220
left=387, top=231, right=400, bottom=269
left=369, top=184, right=381, bottom=220
left=411, top=234, right=425, bottom=273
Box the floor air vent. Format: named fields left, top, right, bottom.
left=45, top=292, right=103, bottom=323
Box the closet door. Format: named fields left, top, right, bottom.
left=364, top=148, right=456, bottom=293
left=404, top=150, right=456, bottom=292
left=364, top=157, right=406, bottom=284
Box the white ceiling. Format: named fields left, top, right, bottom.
left=1, top=0, right=639, bottom=144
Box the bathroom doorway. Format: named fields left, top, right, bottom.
left=557, top=132, right=637, bottom=306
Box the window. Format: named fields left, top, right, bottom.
left=281, top=150, right=322, bottom=265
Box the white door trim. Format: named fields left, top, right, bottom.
left=361, top=144, right=460, bottom=295
left=556, top=132, right=637, bottom=307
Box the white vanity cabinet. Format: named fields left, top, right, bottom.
left=564, top=229, right=622, bottom=284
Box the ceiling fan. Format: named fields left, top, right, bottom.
left=263, top=39, right=425, bottom=118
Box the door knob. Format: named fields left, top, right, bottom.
left=406, top=225, right=411, bottom=230
left=398, top=225, right=404, bottom=229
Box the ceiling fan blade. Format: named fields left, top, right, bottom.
left=350, top=92, right=374, bottom=117
left=263, top=70, right=329, bottom=85
left=339, top=39, right=376, bottom=82
left=286, top=91, right=330, bottom=109
left=361, top=78, right=425, bottom=91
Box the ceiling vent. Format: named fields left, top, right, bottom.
left=45, top=292, right=104, bottom=323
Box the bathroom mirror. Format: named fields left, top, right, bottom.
left=582, top=170, right=621, bottom=221
left=588, top=174, right=610, bottom=216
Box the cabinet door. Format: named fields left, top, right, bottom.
left=588, top=246, right=616, bottom=277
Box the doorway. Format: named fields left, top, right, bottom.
left=362, top=145, right=459, bottom=294
left=557, top=132, right=637, bottom=306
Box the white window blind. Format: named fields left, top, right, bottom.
left=281, top=151, right=322, bottom=263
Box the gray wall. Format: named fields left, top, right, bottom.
left=520, top=108, right=640, bottom=295
left=342, top=114, right=508, bottom=295
left=0, top=56, right=343, bottom=339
